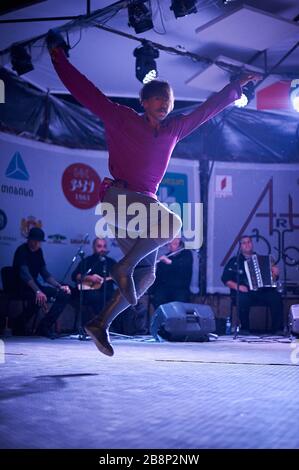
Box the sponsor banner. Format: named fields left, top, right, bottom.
left=207, top=162, right=299, bottom=293
left=0, top=132, right=200, bottom=292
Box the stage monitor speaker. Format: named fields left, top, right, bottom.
left=150, top=302, right=215, bottom=342
left=289, top=304, right=299, bottom=335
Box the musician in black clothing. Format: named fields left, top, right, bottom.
left=221, top=235, right=284, bottom=334
left=13, top=227, right=71, bottom=337
left=71, top=238, right=116, bottom=325
left=151, top=237, right=193, bottom=309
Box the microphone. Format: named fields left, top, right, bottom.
left=101, top=257, right=107, bottom=276
left=72, top=234, right=89, bottom=262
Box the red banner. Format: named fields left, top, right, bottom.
left=256, top=80, right=291, bottom=110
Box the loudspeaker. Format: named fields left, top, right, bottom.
left=150, top=302, right=215, bottom=342
left=289, top=304, right=299, bottom=335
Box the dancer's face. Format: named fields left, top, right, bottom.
left=142, top=90, right=174, bottom=122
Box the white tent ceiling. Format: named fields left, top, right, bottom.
left=0, top=0, right=299, bottom=110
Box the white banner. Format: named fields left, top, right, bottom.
left=0, top=132, right=200, bottom=291
left=207, top=162, right=299, bottom=293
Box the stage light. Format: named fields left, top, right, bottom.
left=10, top=44, right=34, bottom=75
left=234, top=81, right=255, bottom=108
left=170, top=0, right=197, bottom=18
left=134, top=42, right=159, bottom=84
left=234, top=93, right=248, bottom=108
left=290, top=79, right=299, bottom=112
left=291, top=95, right=299, bottom=112
left=128, top=0, right=153, bottom=34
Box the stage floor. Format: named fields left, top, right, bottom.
left=0, top=334, right=298, bottom=449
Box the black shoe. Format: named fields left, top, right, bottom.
left=84, top=321, right=114, bottom=357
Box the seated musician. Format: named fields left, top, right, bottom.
left=221, top=235, right=284, bottom=335
left=71, top=238, right=116, bottom=326
left=150, top=237, right=193, bottom=309
left=13, top=227, right=71, bottom=337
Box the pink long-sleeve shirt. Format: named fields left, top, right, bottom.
left=51, top=48, right=241, bottom=198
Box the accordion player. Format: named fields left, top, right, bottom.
left=244, top=254, right=277, bottom=291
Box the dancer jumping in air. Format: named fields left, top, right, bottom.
left=47, top=30, right=260, bottom=356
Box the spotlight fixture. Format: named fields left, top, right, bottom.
left=223, top=0, right=239, bottom=4
left=170, top=0, right=197, bottom=18
left=234, top=81, right=255, bottom=108
left=128, top=0, right=153, bottom=34
left=134, top=42, right=159, bottom=84
left=290, top=79, right=299, bottom=113
left=10, top=44, right=34, bottom=75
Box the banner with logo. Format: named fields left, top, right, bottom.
left=207, top=162, right=299, bottom=293
left=0, top=132, right=200, bottom=291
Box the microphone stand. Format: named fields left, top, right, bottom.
left=58, top=235, right=89, bottom=339
left=77, top=252, right=89, bottom=341
left=96, top=254, right=126, bottom=337
left=101, top=256, right=108, bottom=311
left=280, top=252, right=288, bottom=335
left=76, top=254, right=108, bottom=340
left=281, top=252, right=287, bottom=295
left=61, top=235, right=89, bottom=285
left=233, top=246, right=242, bottom=339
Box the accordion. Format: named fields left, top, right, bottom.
left=244, top=254, right=276, bottom=291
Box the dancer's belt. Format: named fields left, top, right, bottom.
left=99, top=177, right=157, bottom=201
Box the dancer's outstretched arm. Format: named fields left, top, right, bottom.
left=49, top=46, right=122, bottom=123
left=175, top=73, right=261, bottom=140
